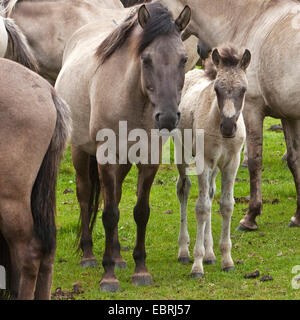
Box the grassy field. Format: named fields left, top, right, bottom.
left=53, top=117, right=300, bottom=300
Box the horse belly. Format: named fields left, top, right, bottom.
left=258, top=16, right=300, bottom=119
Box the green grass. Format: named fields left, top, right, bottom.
left=53, top=117, right=300, bottom=300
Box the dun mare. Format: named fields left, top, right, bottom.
left=0, top=59, right=71, bottom=299
left=176, top=46, right=250, bottom=277
left=0, top=1, right=38, bottom=71
left=158, top=0, right=300, bottom=230
left=55, top=2, right=191, bottom=292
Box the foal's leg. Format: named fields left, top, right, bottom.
left=176, top=164, right=191, bottom=264
left=72, top=146, right=98, bottom=267
left=203, top=168, right=218, bottom=265
left=239, top=101, right=265, bottom=231
left=281, top=119, right=300, bottom=227
left=191, top=168, right=212, bottom=278
left=219, top=155, right=240, bottom=271
left=132, top=164, right=159, bottom=286
left=99, top=163, right=131, bottom=292
left=241, top=141, right=248, bottom=168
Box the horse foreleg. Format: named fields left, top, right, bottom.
left=176, top=164, right=191, bottom=264
left=203, top=168, right=218, bottom=265
left=282, top=119, right=300, bottom=227
left=219, top=155, right=240, bottom=271
left=132, top=164, right=159, bottom=287
left=239, top=101, right=265, bottom=231
left=191, top=169, right=212, bottom=278
left=99, top=163, right=131, bottom=292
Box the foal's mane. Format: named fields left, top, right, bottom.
left=203, top=45, right=245, bottom=81
left=96, top=2, right=178, bottom=65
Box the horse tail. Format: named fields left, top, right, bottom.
left=2, top=0, right=18, bottom=17
left=4, top=17, right=39, bottom=72
left=0, top=232, right=11, bottom=299
left=77, top=156, right=101, bottom=251
left=31, top=91, right=71, bottom=255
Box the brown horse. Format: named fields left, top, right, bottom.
left=5, top=0, right=124, bottom=84
left=158, top=0, right=300, bottom=231
left=55, top=2, right=191, bottom=292
left=0, top=58, right=71, bottom=299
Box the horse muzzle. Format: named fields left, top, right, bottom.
left=220, top=118, right=237, bottom=138
left=154, top=111, right=181, bottom=132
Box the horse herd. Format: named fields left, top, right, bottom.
left=0, top=0, right=299, bottom=300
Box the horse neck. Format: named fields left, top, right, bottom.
left=162, top=0, right=296, bottom=47
left=192, top=82, right=220, bottom=133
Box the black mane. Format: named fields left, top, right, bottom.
left=96, top=2, right=178, bottom=64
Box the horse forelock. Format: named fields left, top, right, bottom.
left=95, top=2, right=177, bottom=65
left=203, top=45, right=245, bottom=81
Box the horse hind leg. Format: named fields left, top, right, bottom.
left=1, top=200, right=41, bottom=300
left=72, top=147, right=99, bottom=268
left=34, top=250, right=55, bottom=300
left=282, top=119, right=300, bottom=227
left=176, top=164, right=191, bottom=265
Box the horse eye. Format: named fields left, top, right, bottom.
left=147, top=86, right=154, bottom=92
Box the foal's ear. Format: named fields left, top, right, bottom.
left=175, top=5, right=191, bottom=32
left=138, top=5, right=150, bottom=29
left=212, top=48, right=221, bottom=67
left=239, top=49, right=251, bottom=70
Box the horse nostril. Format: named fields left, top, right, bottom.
left=155, top=113, right=161, bottom=123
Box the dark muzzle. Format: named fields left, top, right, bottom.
left=155, top=111, right=181, bottom=132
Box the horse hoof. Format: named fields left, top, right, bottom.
left=190, top=272, right=204, bottom=279
left=236, top=223, right=257, bottom=232
left=288, top=221, right=300, bottom=228
left=115, top=261, right=127, bottom=269
left=204, top=259, right=217, bottom=265
left=241, top=163, right=248, bottom=168
left=100, top=279, right=120, bottom=293
left=222, top=266, right=235, bottom=272
left=79, top=258, right=98, bottom=268
left=132, top=273, right=153, bottom=286
left=178, top=257, right=190, bottom=265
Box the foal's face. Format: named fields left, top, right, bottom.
left=212, top=49, right=251, bottom=138
left=140, top=35, right=188, bottom=131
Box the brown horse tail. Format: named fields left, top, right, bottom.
left=76, top=156, right=101, bottom=251
left=31, top=91, right=71, bottom=254
left=0, top=232, right=11, bottom=299
left=4, top=18, right=39, bottom=72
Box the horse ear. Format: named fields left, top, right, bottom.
left=175, top=5, right=191, bottom=32
left=240, top=49, right=251, bottom=70
left=212, top=48, right=221, bottom=67
left=138, top=5, right=150, bottom=29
